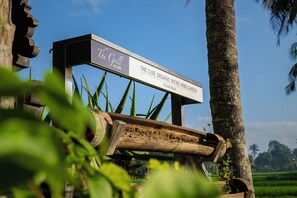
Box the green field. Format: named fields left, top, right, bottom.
left=253, top=171, right=297, bottom=198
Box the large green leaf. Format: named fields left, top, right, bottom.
left=0, top=118, right=66, bottom=196
left=143, top=169, right=220, bottom=198
left=36, top=72, right=95, bottom=135
left=12, top=186, right=36, bottom=198
left=115, top=80, right=132, bottom=114
left=99, top=163, right=131, bottom=192
left=87, top=174, right=113, bottom=198
left=0, top=67, right=33, bottom=97
left=0, top=109, right=37, bottom=122
left=69, top=132, right=101, bottom=165
left=72, top=93, right=96, bottom=133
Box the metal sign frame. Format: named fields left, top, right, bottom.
left=52, top=34, right=203, bottom=104
left=52, top=34, right=204, bottom=164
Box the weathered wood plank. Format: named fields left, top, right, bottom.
left=219, top=193, right=245, bottom=198
left=92, top=110, right=227, bottom=159
left=106, top=120, right=126, bottom=155
left=117, top=138, right=214, bottom=156
left=108, top=111, right=207, bottom=139
left=216, top=178, right=254, bottom=198
left=20, top=103, right=227, bottom=159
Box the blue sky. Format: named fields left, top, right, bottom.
left=22, top=0, right=297, bottom=152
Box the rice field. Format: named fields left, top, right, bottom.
left=253, top=171, right=297, bottom=198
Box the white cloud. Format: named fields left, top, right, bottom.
left=238, top=17, right=252, bottom=24
left=245, top=121, right=297, bottom=152
left=71, top=0, right=108, bottom=14
left=72, top=0, right=107, bottom=5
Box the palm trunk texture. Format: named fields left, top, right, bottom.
left=0, top=0, right=14, bottom=68
left=205, top=0, right=254, bottom=190
left=0, top=0, right=14, bottom=108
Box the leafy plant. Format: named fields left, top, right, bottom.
left=74, top=73, right=171, bottom=121
left=0, top=68, right=222, bottom=197
left=216, top=154, right=234, bottom=193
left=0, top=68, right=136, bottom=197
left=73, top=73, right=173, bottom=179
left=143, top=159, right=220, bottom=198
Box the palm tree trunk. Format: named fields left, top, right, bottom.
left=0, top=0, right=14, bottom=68
left=205, top=0, right=254, bottom=189
left=0, top=0, right=15, bottom=108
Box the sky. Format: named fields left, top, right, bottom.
left=20, top=0, right=297, bottom=152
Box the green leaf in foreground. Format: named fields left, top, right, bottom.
left=87, top=174, right=113, bottom=198
left=0, top=118, right=66, bottom=196
left=37, top=72, right=95, bottom=135
left=99, top=163, right=132, bottom=192
left=143, top=169, right=220, bottom=198
left=0, top=109, right=37, bottom=123
left=0, top=67, right=33, bottom=97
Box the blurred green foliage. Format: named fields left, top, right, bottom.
left=143, top=159, right=220, bottom=198
left=0, top=67, right=220, bottom=197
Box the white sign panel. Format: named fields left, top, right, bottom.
left=129, top=57, right=203, bottom=103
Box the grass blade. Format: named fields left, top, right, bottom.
left=105, top=83, right=109, bottom=112
left=101, top=92, right=114, bottom=112
left=149, top=92, right=169, bottom=120
left=72, top=75, right=81, bottom=100
left=164, top=112, right=172, bottom=122
left=145, top=94, right=155, bottom=119
left=83, top=75, right=92, bottom=108
left=115, top=80, right=132, bottom=114
left=40, top=106, right=51, bottom=124
left=130, top=81, right=136, bottom=116
left=102, top=83, right=114, bottom=112
left=83, top=87, right=100, bottom=109
left=136, top=114, right=147, bottom=117
left=92, top=72, right=107, bottom=108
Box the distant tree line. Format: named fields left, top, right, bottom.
left=249, top=140, right=297, bottom=172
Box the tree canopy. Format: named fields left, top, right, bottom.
left=252, top=140, right=297, bottom=172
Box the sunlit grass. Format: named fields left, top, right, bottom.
left=253, top=171, right=297, bottom=197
